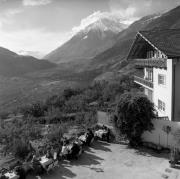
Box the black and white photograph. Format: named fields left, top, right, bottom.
left=0, top=0, right=180, bottom=178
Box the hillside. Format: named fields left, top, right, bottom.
left=45, top=16, right=127, bottom=63
left=0, top=47, right=56, bottom=76
left=90, top=6, right=180, bottom=76
left=1, top=6, right=180, bottom=113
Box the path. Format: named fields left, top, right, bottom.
left=27, top=141, right=180, bottom=179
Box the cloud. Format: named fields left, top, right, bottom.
left=71, top=11, right=132, bottom=34
left=72, top=11, right=104, bottom=33
left=109, top=0, right=180, bottom=18
left=0, top=28, right=71, bottom=58
left=5, top=8, right=23, bottom=16
left=23, top=0, right=52, bottom=6
left=0, top=0, right=109, bottom=33
left=17, top=50, right=45, bottom=58
left=0, top=0, right=180, bottom=58
left=0, top=7, right=23, bottom=32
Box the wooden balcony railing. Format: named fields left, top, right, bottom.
left=155, top=116, right=169, bottom=121
left=134, top=75, right=153, bottom=89
left=135, top=58, right=167, bottom=69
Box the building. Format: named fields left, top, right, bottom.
left=127, top=29, right=180, bottom=121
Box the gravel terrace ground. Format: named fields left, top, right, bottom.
left=27, top=140, right=180, bottom=179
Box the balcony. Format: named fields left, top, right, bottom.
left=155, top=116, right=169, bottom=121
left=135, top=58, right=167, bottom=69
left=134, top=76, right=153, bottom=89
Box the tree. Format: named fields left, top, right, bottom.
left=64, top=95, right=87, bottom=113
left=63, top=88, right=82, bottom=100
left=0, top=111, right=9, bottom=119
left=102, top=82, right=124, bottom=102
left=46, top=124, right=67, bottom=146
left=75, top=110, right=97, bottom=129
left=45, top=95, right=65, bottom=110
left=12, top=138, right=30, bottom=160
left=115, top=92, right=155, bottom=146
left=21, top=102, right=46, bottom=118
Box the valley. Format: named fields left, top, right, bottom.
left=0, top=2, right=180, bottom=179
left=1, top=5, right=180, bottom=114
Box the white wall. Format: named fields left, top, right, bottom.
left=144, top=88, right=153, bottom=102
left=97, top=111, right=112, bottom=127
left=153, top=59, right=173, bottom=120
left=142, top=119, right=180, bottom=149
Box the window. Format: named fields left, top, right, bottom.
left=158, top=100, right=165, bottom=112
left=158, top=74, right=166, bottom=85
left=145, top=68, right=153, bottom=82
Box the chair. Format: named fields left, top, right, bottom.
left=53, top=152, right=59, bottom=168
left=46, top=163, right=54, bottom=174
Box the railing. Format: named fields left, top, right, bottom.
left=155, top=116, right=169, bottom=121
left=134, top=75, right=153, bottom=89
left=135, top=58, right=167, bottom=69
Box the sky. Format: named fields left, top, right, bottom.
left=0, top=0, right=180, bottom=58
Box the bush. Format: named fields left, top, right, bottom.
left=45, top=95, right=65, bottom=110
left=25, top=124, right=42, bottom=140
left=21, top=102, right=46, bottom=118
left=12, top=139, right=30, bottom=160
left=75, top=111, right=97, bottom=129
left=46, top=125, right=67, bottom=145
left=115, top=92, right=155, bottom=146
left=63, top=88, right=82, bottom=100
left=0, top=111, right=9, bottom=119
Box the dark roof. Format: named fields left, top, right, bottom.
left=139, top=29, right=180, bottom=58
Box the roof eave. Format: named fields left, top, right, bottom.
left=126, top=32, right=141, bottom=60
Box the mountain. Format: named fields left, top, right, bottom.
left=18, top=50, right=44, bottom=59
left=89, top=6, right=180, bottom=76
left=0, top=47, right=56, bottom=76
left=45, top=16, right=127, bottom=64
left=1, top=6, right=180, bottom=113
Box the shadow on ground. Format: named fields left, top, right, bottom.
left=27, top=141, right=112, bottom=179
left=27, top=164, right=77, bottom=179
left=51, top=165, right=77, bottom=179
left=89, top=141, right=112, bottom=152
left=68, top=151, right=104, bottom=167
left=135, top=146, right=169, bottom=160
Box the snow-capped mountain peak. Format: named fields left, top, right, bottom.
left=72, top=11, right=128, bottom=35
left=45, top=12, right=128, bottom=64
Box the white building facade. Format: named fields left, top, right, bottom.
left=128, top=29, right=180, bottom=121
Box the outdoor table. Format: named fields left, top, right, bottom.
left=40, top=156, right=53, bottom=168
left=95, top=129, right=107, bottom=138
left=67, top=144, right=73, bottom=151
left=4, top=172, right=19, bottom=179
left=78, top=135, right=86, bottom=142
left=74, top=140, right=83, bottom=146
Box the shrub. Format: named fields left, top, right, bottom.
left=64, top=95, right=87, bottom=113
left=45, top=95, right=65, bottom=110
left=115, top=92, right=155, bottom=146
left=21, top=102, right=46, bottom=118
left=63, top=88, right=82, bottom=100
left=0, top=111, right=9, bottom=119
left=75, top=111, right=97, bottom=129
left=12, top=139, right=30, bottom=160
left=46, top=125, right=67, bottom=145
left=25, top=124, right=42, bottom=140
